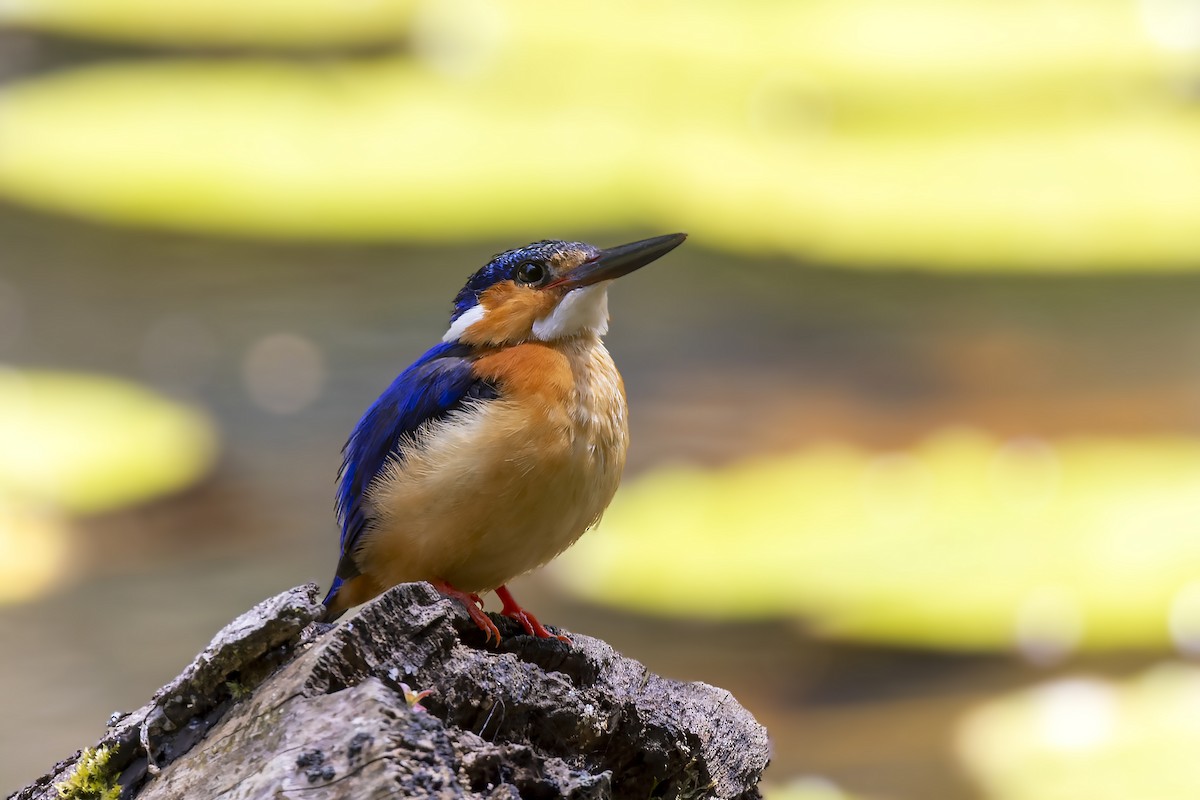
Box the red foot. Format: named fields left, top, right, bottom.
left=431, top=579, right=501, bottom=645
left=496, top=585, right=570, bottom=643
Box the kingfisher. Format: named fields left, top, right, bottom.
left=321, top=233, right=687, bottom=643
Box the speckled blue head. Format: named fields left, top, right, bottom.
left=450, top=240, right=598, bottom=322
left=442, top=234, right=688, bottom=346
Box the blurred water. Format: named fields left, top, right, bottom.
left=3, top=197, right=1200, bottom=796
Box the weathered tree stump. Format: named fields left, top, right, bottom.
left=12, top=582, right=770, bottom=799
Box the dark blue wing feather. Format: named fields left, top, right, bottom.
left=333, top=340, right=497, bottom=579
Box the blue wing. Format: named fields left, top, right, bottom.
left=331, top=340, right=497, bottom=590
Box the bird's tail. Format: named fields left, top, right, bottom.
left=319, top=576, right=347, bottom=622
left=320, top=573, right=380, bottom=622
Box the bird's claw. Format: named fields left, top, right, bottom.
left=431, top=580, right=568, bottom=645
left=432, top=579, right=502, bottom=645
left=466, top=602, right=502, bottom=645
left=496, top=584, right=570, bottom=643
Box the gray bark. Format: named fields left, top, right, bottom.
left=11, top=582, right=770, bottom=800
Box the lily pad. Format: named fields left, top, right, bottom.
left=0, top=0, right=420, bottom=48
left=958, top=664, right=1200, bottom=800
left=0, top=59, right=639, bottom=241
left=553, top=430, right=1200, bottom=653
left=0, top=369, right=218, bottom=514
left=0, top=0, right=1199, bottom=269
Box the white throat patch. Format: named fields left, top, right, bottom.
left=532, top=283, right=611, bottom=341
left=442, top=303, right=487, bottom=343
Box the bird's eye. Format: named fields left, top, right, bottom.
left=515, top=261, right=545, bottom=285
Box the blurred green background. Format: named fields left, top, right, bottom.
left=2, top=1, right=1200, bottom=798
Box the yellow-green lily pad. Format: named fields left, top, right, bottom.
left=0, top=369, right=218, bottom=514
left=553, top=430, right=1200, bottom=653
left=958, top=664, right=1200, bottom=800
left=0, top=0, right=419, bottom=48
left=0, top=59, right=639, bottom=241
left=1, top=0, right=1199, bottom=270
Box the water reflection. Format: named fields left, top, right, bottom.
left=138, top=314, right=219, bottom=397
left=0, top=279, right=25, bottom=352
left=241, top=331, right=326, bottom=414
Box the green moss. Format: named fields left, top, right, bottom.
left=225, top=680, right=252, bottom=701
left=55, top=746, right=121, bottom=800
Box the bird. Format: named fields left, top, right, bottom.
left=321, top=232, right=687, bottom=643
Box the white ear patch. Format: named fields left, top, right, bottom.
left=442, top=303, right=487, bottom=342
left=532, top=283, right=611, bottom=341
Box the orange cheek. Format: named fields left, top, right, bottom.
left=460, top=282, right=560, bottom=346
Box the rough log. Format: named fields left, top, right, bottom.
left=11, top=582, right=770, bottom=799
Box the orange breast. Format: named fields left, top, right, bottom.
left=473, top=341, right=575, bottom=409
left=357, top=335, right=629, bottom=594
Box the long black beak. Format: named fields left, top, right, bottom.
left=551, top=233, right=687, bottom=290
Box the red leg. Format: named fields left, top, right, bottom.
left=495, top=585, right=570, bottom=643
left=431, top=579, right=501, bottom=645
